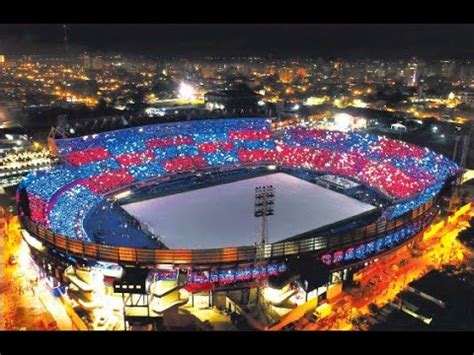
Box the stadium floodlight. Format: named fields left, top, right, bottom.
left=254, top=185, right=275, bottom=263
left=333, top=113, right=354, bottom=132
left=252, top=185, right=276, bottom=306
left=178, top=82, right=195, bottom=100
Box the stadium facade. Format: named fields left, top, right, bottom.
left=16, top=117, right=461, bottom=322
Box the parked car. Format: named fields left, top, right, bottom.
left=282, top=321, right=297, bottom=330
left=96, top=316, right=107, bottom=327
left=304, top=310, right=318, bottom=323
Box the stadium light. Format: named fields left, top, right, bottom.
left=333, top=113, right=354, bottom=132
left=254, top=185, right=275, bottom=219
left=178, top=82, right=195, bottom=100
left=254, top=185, right=275, bottom=264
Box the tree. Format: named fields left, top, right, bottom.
left=96, top=97, right=108, bottom=114
left=127, top=88, right=148, bottom=113
left=150, top=80, right=176, bottom=100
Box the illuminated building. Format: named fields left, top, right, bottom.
left=201, top=67, right=214, bottom=79
left=296, top=67, right=308, bottom=79
left=268, top=65, right=277, bottom=76
left=279, top=68, right=294, bottom=84
left=406, top=61, right=418, bottom=87
left=457, top=90, right=474, bottom=108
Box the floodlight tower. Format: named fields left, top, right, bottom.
left=252, top=185, right=275, bottom=309
left=455, top=123, right=473, bottom=186
left=254, top=185, right=275, bottom=264
left=460, top=124, right=472, bottom=169
left=63, top=24, right=69, bottom=55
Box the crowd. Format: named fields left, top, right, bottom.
left=48, top=185, right=102, bottom=239
left=64, top=147, right=111, bottom=167
left=19, top=118, right=459, bottom=243
left=82, top=169, right=135, bottom=194
left=281, top=128, right=459, bottom=200
left=386, top=182, right=444, bottom=219
left=186, top=262, right=287, bottom=290
left=321, top=208, right=435, bottom=266
left=21, top=118, right=275, bottom=240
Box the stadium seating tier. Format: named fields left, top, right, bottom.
left=19, top=119, right=459, bottom=242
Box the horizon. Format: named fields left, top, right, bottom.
left=1, top=24, right=474, bottom=59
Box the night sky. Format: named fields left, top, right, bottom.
left=0, top=24, right=474, bottom=58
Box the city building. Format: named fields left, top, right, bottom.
left=458, top=90, right=474, bottom=108
left=406, top=61, right=419, bottom=87
left=204, top=84, right=261, bottom=114
left=83, top=54, right=103, bottom=70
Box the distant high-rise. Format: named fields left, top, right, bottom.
left=92, top=57, right=103, bottom=70
left=63, top=24, right=69, bottom=54
left=439, top=60, right=456, bottom=79
left=83, top=54, right=91, bottom=68
left=406, top=61, right=418, bottom=87
left=0, top=55, right=5, bottom=67
left=458, top=90, right=474, bottom=108
left=83, top=54, right=103, bottom=70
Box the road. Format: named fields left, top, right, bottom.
left=293, top=209, right=471, bottom=330
left=0, top=216, right=74, bottom=330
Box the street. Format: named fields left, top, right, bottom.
left=0, top=216, right=74, bottom=330
left=292, top=210, right=472, bottom=330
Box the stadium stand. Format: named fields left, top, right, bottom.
left=19, top=118, right=460, bottom=243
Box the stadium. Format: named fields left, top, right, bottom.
left=16, top=117, right=461, bottom=319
